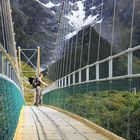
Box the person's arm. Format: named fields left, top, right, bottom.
left=38, top=77, right=49, bottom=86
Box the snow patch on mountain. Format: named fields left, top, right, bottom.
left=65, top=14, right=101, bottom=40
left=65, top=0, right=102, bottom=40
left=65, top=30, right=77, bottom=40
left=36, top=0, right=60, bottom=8
left=84, top=14, right=99, bottom=26
left=65, top=0, right=85, bottom=30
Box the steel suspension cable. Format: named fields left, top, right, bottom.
left=110, top=0, right=117, bottom=56
left=1, top=0, right=9, bottom=52
left=129, top=0, right=136, bottom=48
left=58, top=2, right=65, bottom=80
left=127, top=2, right=136, bottom=138
left=87, top=0, right=95, bottom=65
left=56, top=27, right=61, bottom=80
left=60, top=1, right=67, bottom=79
left=4, top=0, right=16, bottom=57
left=64, top=0, right=70, bottom=76
left=0, top=2, right=6, bottom=49
left=79, top=0, right=87, bottom=69
left=73, top=30, right=79, bottom=71
left=6, top=0, right=13, bottom=55
left=56, top=18, right=62, bottom=81
left=86, top=0, right=95, bottom=93
left=62, top=0, right=68, bottom=79
left=54, top=2, right=65, bottom=81
left=69, top=37, right=74, bottom=74
left=56, top=9, right=64, bottom=106
left=54, top=2, right=64, bottom=81
left=73, top=1, right=80, bottom=72
left=97, top=0, right=104, bottom=61
left=1, top=0, right=18, bottom=74
left=65, top=0, right=72, bottom=77
left=59, top=24, right=63, bottom=79
left=67, top=0, right=75, bottom=112
left=68, top=0, right=74, bottom=75
left=65, top=35, right=70, bottom=76
left=62, top=0, right=69, bottom=109
left=96, top=0, right=104, bottom=92
left=53, top=29, right=60, bottom=81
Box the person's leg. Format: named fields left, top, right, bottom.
left=37, top=86, right=41, bottom=106
left=39, top=91, right=42, bottom=105
left=34, top=89, right=36, bottom=105
left=34, top=91, right=37, bottom=106
left=39, top=98, right=41, bottom=105
left=35, top=87, right=40, bottom=106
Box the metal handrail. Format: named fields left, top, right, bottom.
left=44, top=45, right=140, bottom=93
left=0, top=43, right=22, bottom=90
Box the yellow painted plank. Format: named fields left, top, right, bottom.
left=14, top=106, right=24, bottom=140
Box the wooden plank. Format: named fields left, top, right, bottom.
left=14, top=106, right=123, bottom=140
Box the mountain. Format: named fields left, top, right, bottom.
left=10, top=0, right=61, bottom=67
left=0, top=0, right=139, bottom=69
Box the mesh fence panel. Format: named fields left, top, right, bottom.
left=43, top=78, right=140, bottom=140
left=0, top=77, right=24, bottom=140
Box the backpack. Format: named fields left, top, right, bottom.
left=33, top=78, right=41, bottom=88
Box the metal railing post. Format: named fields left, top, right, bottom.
left=73, top=73, right=75, bottom=84
left=68, top=75, right=70, bottom=85
left=60, top=79, right=62, bottom=87
left=86, top=67, right=89, bottom=82
left=79, top=70, right=81, bottom=83
left=109, top=57, right=113, bottom=78
left=128, top=51, right=133, bottom=76
left=96, top=62, right=99, bottom=80
left=62, top=78, right=64, bottom=87
left=65, top=77, right=67, bottom=86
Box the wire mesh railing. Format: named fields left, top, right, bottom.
left=0, top=0, right=24, bottom=138
left=43, top=86, right=140, bottom=140
left=44, top=45, right=140, bottom=91
left=0, top=44, right=24, bottom=140
left=43, top=45, right=140, bottom=140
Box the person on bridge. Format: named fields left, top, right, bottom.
left=34, top=73, right=49, bottom=106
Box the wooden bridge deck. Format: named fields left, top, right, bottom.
left=14, top=106, right=123, bottom=140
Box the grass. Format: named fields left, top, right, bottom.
left=44, top=90, right=140, bottom=140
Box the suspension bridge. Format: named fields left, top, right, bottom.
left=0, top=0, right=140, bottom=140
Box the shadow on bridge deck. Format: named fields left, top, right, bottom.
left=14, top=106, right=124, bottom=140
